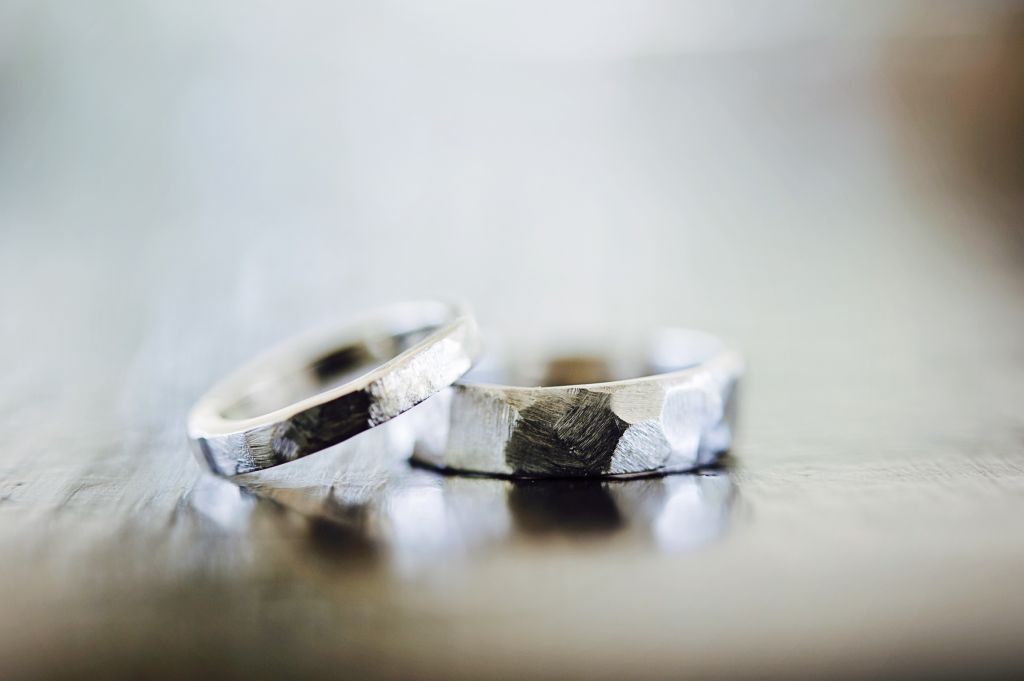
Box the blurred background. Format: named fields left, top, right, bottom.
left=2, top=1, right=1024, bottom=680
left=2, top=0, right=1021, bottom=354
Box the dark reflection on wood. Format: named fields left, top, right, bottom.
left=305, top=514, right=379, bottom=562
left=507, top=479, right=625, bottom=536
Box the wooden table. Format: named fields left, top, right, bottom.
left=1, top=7, right=1023, bottom=677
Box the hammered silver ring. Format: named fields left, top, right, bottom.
left=412, top=329, right=742, bottom=478
left=188, top=301, right=481, bottom=476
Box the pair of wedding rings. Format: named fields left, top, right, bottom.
left=188, top=302, right=742, bottom=479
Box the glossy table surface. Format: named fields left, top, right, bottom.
left=1, top=4, right=1023, bottom=679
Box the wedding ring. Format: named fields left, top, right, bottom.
left=188, top=302, right=481, bottom=476
left=412, top=329, right=742, bottom=478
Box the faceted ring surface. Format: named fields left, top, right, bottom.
left=412, top=329, right=742, bottom=479
left=188, top=301, right=481, bottom=476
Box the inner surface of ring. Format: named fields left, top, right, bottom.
left=465, top=330, right=724, bottom=388
left=465, top=357, right=678, bottom=387
left=221, top=325, right=437, bottom=419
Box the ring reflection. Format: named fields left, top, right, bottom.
left=184, top=426, right=736, bottom=572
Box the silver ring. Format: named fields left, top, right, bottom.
left=412, top=329, right=742, bottom=478
left=188, top=301, right=481, bottom=476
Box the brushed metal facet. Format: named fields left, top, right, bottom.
left=188, top=302, right=481, bottom=476
left=413, top=330, right=742, bottom=478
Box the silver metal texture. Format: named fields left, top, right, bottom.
left=413, top=329, right=743, bottom=478
left=188, top=301, right=481, bottom=476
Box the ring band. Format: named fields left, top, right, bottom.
left=188, top=301, right=481, bottom=476
left=412, top=329, right=742, bottom=478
